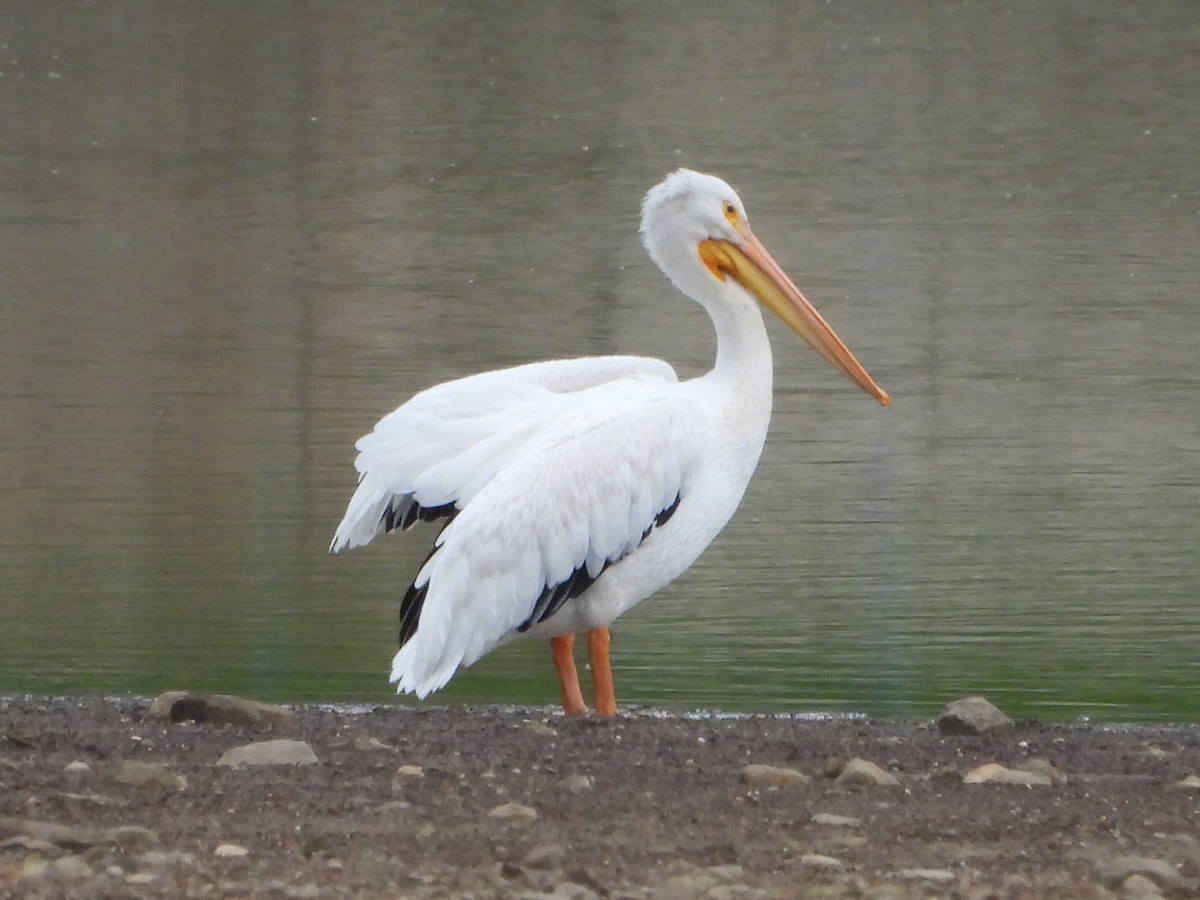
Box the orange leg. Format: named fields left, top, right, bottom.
left=587, top=627, right=617, bottom=717
left=551, top=634, right=588, bottom=716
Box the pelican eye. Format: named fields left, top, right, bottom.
left=721, top=201, right=742, bottom=231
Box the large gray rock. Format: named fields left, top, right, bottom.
left=216, top=739, right=318, bottom=767
left=146, top=692, right=295, bottom=727
left=937, top=696, right=1014, bottom=735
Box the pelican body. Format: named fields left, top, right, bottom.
left=331, top=169, right=889, bottom=715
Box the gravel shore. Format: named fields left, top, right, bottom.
left=2, top=695, right=1198, bottom=898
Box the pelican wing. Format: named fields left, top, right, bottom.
left=330, top=355, right=677, bottom=552
left=389, top=383, right=708, bottom=698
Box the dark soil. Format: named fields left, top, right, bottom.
left=2, top=696, right=1199, bottom=898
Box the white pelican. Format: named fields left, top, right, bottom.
left=331, top=169, right=889, bottom=716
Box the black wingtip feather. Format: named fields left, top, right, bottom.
left=381, top=497, right=458, bottom=534
left=516, top=491, right=683, bottom=633
left=399, top=491, right=683, bottom=645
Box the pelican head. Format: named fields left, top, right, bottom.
left=641, top=168, right=890, bottom=406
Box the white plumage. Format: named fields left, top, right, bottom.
left=332, top=169, right=889, bottom=714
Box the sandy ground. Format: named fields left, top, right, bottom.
left=1, top=695, right=1199, bottom=899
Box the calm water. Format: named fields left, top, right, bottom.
left=2, top=3, right=1198, bottom=720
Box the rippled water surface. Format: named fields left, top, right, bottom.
left=2, top=3, right=1198, bottom=719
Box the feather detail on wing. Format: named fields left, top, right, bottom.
left=388, top=389, right=706, bottom=698
left=329, top=356, right=677, bottom=553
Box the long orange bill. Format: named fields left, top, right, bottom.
left=699, top=232, right=890, bottom=406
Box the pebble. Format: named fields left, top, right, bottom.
left=214, top=842, right=250, bottom=858
left=0, top=817, right=157, bottom=850
left=652, top=863, right=749, bottom=900
left=963, top=762, right=1052, bottom=786
left=395, top=764, right=425, bottom=779
left=523, top=843, right=566, bottom=869
left=49, top=855, right=93, bottom=879
left=739, top=763, right=809, bottom=788
left=897, top=867, right=955, bottom=882
left=1121, top=874, right=1165, bottom=897
left=937, top=696, right=1014, bottom=735
left=216, top=739, right=318, bottom=767
left=63, top=760, right=91, bottom=776
left=107, top=759, right=187, bottom=792
left=18, top=857, right=49, bottom=879
left=488, top=801, right=538, bottom=820
left=812, top=812, right=861, bottom=827
left=353, top=734, right=392, bottom=751
left=0, top=835, right=57, bottom=853
left=836, top=757, right=900, bottom=786
left=1097, top=855, right=1188, bottom=892
left=1171, top=774, right=1200, bottom=790
left=799, top=853, right=844, bottom=869
left=559, top=774, right=594, bottom=794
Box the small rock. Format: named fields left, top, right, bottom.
left=107, top=760, right=187, bottom=792
left=48, top=855, right=93, bottom=879
left=799, top=853, right=844, bottom=869
left=1121, top=873, right=1165, bottom=897
left=739, top=764, right=809, bottom=789
left=63, top=761, right=91, bottom=776
left=18, top=857, right=49, bottom=879
left=1171, top=774, right=1200, bottom=790
left=1097, top=855, right=1187, bottom=892
left=963, top=762, right=1052, bottom=786
left=0, top=835, right=57, bottom=853
left=216, top=739, right=318, bottom=767
left=395, top=764, right=425, bottom=779
left=125, top=872, right=159, bottom=885
left=559, top=774, right=594, bottom=794
left=488, top=802, right=538, bottom=820
left=1016, top=758, right=1066, bottom=784
left=214, top=843, right=249, bottom=858
left=146, top=691, right=295, bottom=727
left=812, top=812, right=861, bottom=827
left=897, top=867, right=955, bottom=882
left=523, top=843, right=566, bottom=870
left=0, top=817, right=157, bottom=850
left=353, top=735, right=392, bottom=752
left=937, top=696, right=1013, bottom=735
left=836, top=757, right=900, bottom=786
